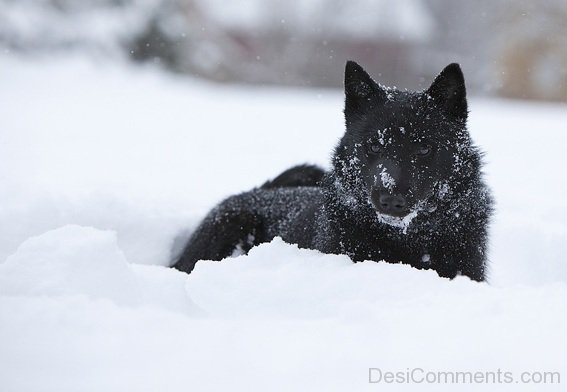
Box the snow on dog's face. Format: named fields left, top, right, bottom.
left=333, top=61, right=477, bottom=231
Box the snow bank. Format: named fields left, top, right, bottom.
left=0, top=225, right=198, bottom=314
left=2, top=235, right=566, bottom=391
left=1, top=225, right=137, bottom=302
left=188, top=237, right=447, bottom=318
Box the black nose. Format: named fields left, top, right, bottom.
left=371, top=190, right=408, bottom=217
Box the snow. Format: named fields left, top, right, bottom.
left=379, top=167, right=396, bottom=190
left=1, top=55, right=567, bottom=391
left=0, top=225, right=198, bottom=314
left=376, top=207, right=420, bottom=234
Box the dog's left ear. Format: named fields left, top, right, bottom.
left=427, top=63, right=467, bottom=120
left=345, top=61, right=375, bottom=99
left=344, top=61, right=386, bottom=114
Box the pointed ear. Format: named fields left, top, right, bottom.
left=427, top=63, right=467, bottom=120
left=345, top=61, right=375, bottom=98
left=344, top=61, right=385, bottom=114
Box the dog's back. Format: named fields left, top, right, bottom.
left=173, top=183, right=324, bottom=274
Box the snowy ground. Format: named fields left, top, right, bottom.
left=1, top=55, right=566, bottom=391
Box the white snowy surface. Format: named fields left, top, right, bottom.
left=1, top=55, right=566, bottom=391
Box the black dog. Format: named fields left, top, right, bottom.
left=174, top=61, right=493, bottom=281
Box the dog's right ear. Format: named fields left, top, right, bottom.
left=344, top=61, right=385, bottom=113
left=427, top=63, right=467, bottom=120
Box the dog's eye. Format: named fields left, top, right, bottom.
left=416, top=145, right=431, bottom=157
left=369, top=144, right=381, bottom=154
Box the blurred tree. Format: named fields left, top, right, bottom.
left=496, top=0, right=567, bottom=101
left=129, top=0, right=436, bottom=89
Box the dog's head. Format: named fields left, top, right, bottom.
left=332, top=61, right=477, bottom=230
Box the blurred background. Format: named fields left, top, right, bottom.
left=1, top=0, right=566, bottom=101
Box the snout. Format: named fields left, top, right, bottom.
left=371, top=188, right=409, bottom=217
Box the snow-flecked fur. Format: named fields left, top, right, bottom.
left=174, top=61, right=493, bottom=281
left=260, top=164, right=325, bottom=189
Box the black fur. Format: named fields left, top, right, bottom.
left=174, top=61, right=493, bottom=281
left=261, top=164, right=325, bottom=189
